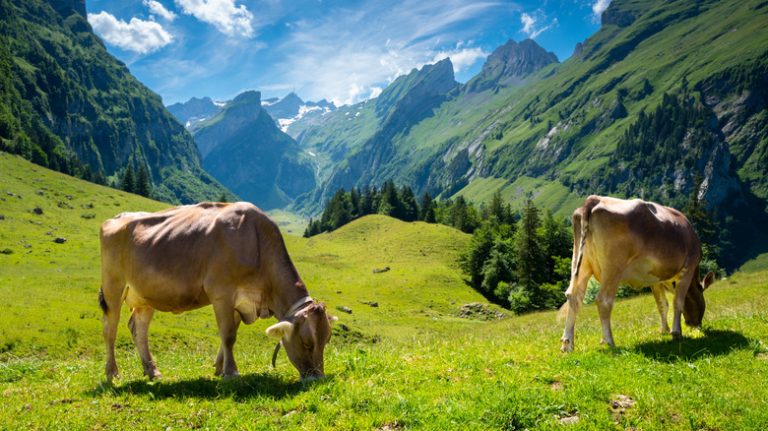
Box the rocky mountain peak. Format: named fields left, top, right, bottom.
left=466, top=38, right=558, bottom=93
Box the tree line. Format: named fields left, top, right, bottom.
left=460, top=196, right=572, bottom=313
left=303, top=180, right=483, bottom=237
left=305, top=184, right=575, bottom=313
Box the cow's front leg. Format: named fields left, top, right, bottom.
left=128, top=306, right=162, bottom=380
left=651, top=284, right=670, bottom=334
left=213, top=301, right=241, bottom=377
left=671, top=270, right=695, bottom=340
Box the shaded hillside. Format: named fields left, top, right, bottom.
left=194, top=91, right=315, bottom=210
left=0, top=0, right=229, bottom=203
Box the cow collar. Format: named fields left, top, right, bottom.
left=285, top=296, right=314, bottom=319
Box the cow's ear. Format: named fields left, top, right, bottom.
left=702, top=271, right=716, bottom=290
left=328, top=315, right=338, bottom=324
left=266, top=321, right=294, bottom=340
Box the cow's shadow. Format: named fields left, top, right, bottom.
left=633, top=328, right=751, bottom=362
left=91, top=372, right=327, bottom=401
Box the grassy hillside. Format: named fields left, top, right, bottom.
left=2, top=153, right=768, bottom=429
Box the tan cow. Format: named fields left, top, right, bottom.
left=560, top=195, right=715, bottom=352
left=99, top=202, right=336, bottom=381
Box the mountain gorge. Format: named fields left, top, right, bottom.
left=0, top=0, right=230, bottom=203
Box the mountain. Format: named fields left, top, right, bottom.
left=192, top=90, right=315, bottom=209
left=0, top=0, right=230, bottom=203
left=262, top=92, right=304, bottom=120
left=465, top=38, right=558, bottom=93
left=287, top=0, right=768, bottom=268
left=167, top=96, right=222, bottom=131
left=287, top=49, right=542, bottom=212
left=262, top=92, right=336, bottom=132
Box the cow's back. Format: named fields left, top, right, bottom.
left=584, top=196, right=700, bottom=285
left=99, top=202, right=275, bottom=312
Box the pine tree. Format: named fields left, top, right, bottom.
left=419, top=192, right=436, bottom=223
left=321, top=188, right=354, bottom=230
left=540, top=210, right=572, bottom=283
left=399, top=186, right=418, bottom=222
left=514, top=200, right=545, bottom=299
left=349, top=187, right=361, bottom=217
left=377, top=180, right=401, bottom=217
left=135, top=164, right=152, bottom=197
left=121, top=164, right=136, bottom=193
left=460, top=222, right=496, bottom=289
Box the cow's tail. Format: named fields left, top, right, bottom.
left=98, top=287, right=108, bottom=313
left=558, top=196, right=600, bottom=320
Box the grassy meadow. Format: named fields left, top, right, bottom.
left=2, top=152, right=768, bottom=430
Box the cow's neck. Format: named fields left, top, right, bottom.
left=270, top=277, right=310, bottom=320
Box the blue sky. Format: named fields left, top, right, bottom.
left=86, top=0, right=612, bottom=106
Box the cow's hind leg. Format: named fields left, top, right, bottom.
left=561, top=265, right=593, bottom=352
left=128, top=306, right=162, bottom=380
left=212, top=300, right=241, bottom=377
left=651, top=283, right=670, bottom=334
left=595, top=274, right=622, bottom=347
left=100, top=278, right=124, bottom=383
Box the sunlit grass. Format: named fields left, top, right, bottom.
left=1, top=153, right=767, bottom=429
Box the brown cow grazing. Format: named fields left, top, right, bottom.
left=560, top=195, right=715, bottom=352
left=99, top=202, right=336, bottom=382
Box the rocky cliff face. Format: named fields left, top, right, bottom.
left=466, top=39, right=558, bottom=93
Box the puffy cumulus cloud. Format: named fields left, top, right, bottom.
left=519, top=11, right=557, bottom=39
left=88, top=11, right=173, bottom=54
left=175, top=0, right=254, bottom=37
left=144, top=0, right=176, bottom=21
left=592, top=0, right=612, bottom=17
left=431, top=46, right=489, bottom=73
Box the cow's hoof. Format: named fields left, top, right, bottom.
left=560, top=339, right=574, bottom=353
left=600, top=339, right=615, bottom=347
left=105, top=364, right=119, bottom=383
left=221, top=370, right=240, bottom=379
left=671, top=331, right=682, bottom=341
left=660, top=327, right=670, bottom=335
left=147, top=369, right=163, bottom=381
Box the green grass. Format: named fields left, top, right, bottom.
left=2, top=152, right=768, bottom=429
left=267, top=209, right=310, bottom=236
left=455, top=176, right=584, bottom=218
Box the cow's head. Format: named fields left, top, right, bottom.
left=266, top=302, right=336, bottom=380
left=683, top=271, right=715, bottom=327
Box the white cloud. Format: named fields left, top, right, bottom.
left=592, top=0, right=612, bottom=17
left=175, top=0, right=254, bottom=37
left=520, top=12, right=535, bottom=35
left=431, top=46, right=489, bottom=72
left=369, top=86, right=383, bottom=99
left=519, top=11, right=556, bottom=39
left=88, top=11, right=173, bottom=54
left=269, top=0, right=506, bottom=105
left=144, top=0, right=176, bottom=21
